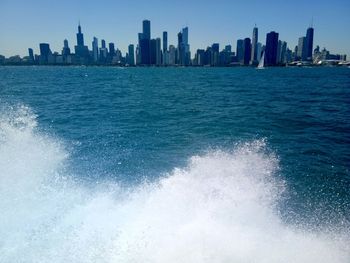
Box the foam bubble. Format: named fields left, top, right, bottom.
left=0, top=106, right=349, bottom=263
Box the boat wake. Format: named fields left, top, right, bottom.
left=0, top=106, right=349, bottom=263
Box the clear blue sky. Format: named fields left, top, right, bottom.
left=0, top=0, right=349, bottom=58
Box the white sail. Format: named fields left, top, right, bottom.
left=257, top=51, right=265, bottom=69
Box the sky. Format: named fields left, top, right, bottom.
left=0, top=0, right=349, bottom=58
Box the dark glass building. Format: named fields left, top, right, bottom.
left=28, top=48, right=34, bottom=62
left=109, top=43, right=115, bottom=56
left=139, top=20, right=151, bottom=65
left=143, top=20, right=151, bottom=40
left=236, top=39, right=244, bottom=64
left=140, top=38, right=150, bottom=65
left=243, top=38, right=251, bottom=65
left=128, top=44, right=135, bottom=66
left=211, top=43, right=219, bottom=66
left=76, top=23, right=84, bottom=46
left=177, top=32, right=183, bottom=65
left=74, top=23, right=89, bottom=59
left=62, top=39, right=71, bottom=56
left=265, top=31, right=279, bottom=66
left=306, top=27, right=314, bottom=61
left=163, top=31, right=168, bottom=52
left=212, top=43, right=219, bottom=53
left=39, top=43, right=51, bottom=64
left=195, top=49, right=205, bottom=66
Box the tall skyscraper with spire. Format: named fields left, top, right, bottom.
left=250, top=26, right=258, bottom=65
left=77, top=23, right=84, bottom=46
left=74, top=23, right=89, bottom=60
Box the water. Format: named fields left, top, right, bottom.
left=0, top=66, right=349, bottom=262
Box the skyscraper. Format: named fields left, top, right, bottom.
left=143, top=20, right=151, bottom=40
left=236, top=39, right=244, bottom=64
left=140, top=38, right=150, bottom=65
left=136, top=45, right=141, bottom=65
left=77, top=22, right=84, bottom=46
left=243, top=38, right=251, bottom=65
left=28, top=48, right=34, bottom=63
left=182, top=27, right=188, bottom=45
left=265, top=31, right=279, bottom=66
left=156, top=38, right=162, bottom=66
left=39, top=43, right=51, bottom=64
left=225, top=45, right=232, bottom=53
left=277, top=40, right=282, bottom=64
left=92, top=37, right=99, bottom=62
left=177, top=32, right=183, bottom=65
left=128, top=44, right=135, bottom=66
left=195, top=49, right=205, bottom=66
left=306, top=27, right=314, bottom=61
left=150, top=39, right=156, bottom=65
left=178, top=27, right=190, bottom=66
left=109, top=43, right=115, bottom=56
left=256, top=42, right=262, bottom=62
left=250, top=26, right=258, bottom=65
left=169, top=45, right=176, bottom=65
left=294, top=45, right=299, bottom=60
left=74, top=23, right=89, bottom=59
left=99, top=40, right=108, bottom=62
left=277, top=41, right=287, bottom=64
left=163, top=31, right=168, bottom=52
left=297, top=36, right=307, bottom=61
left=62, top=39, right=71, bottom=56
left=139, top=20, right=151, bottom=65
left=211, top=43, right=219, bottom=66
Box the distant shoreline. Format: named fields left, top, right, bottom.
left=1, top=64, right=349, bottom=68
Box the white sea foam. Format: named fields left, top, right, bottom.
left=0, top=106, right=349, bottom=263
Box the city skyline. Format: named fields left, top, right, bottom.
left=0, top=0, right=349, bottom=58
left=2, top=19, right=348, bottom=67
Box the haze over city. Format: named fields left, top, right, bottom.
left=0, top=0, right=349, bottom=58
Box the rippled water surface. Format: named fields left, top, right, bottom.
left=0, top=66, right=349, bottom=262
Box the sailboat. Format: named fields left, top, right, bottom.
left=257, top=51, right=265, bottom=69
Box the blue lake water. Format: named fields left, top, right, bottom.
left=0, top=66, right=349, bottom=262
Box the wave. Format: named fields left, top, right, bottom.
left=0, top=106, right=349, bottom=263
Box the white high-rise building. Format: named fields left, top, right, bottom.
left=250, top=26, right=258, bottom=65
